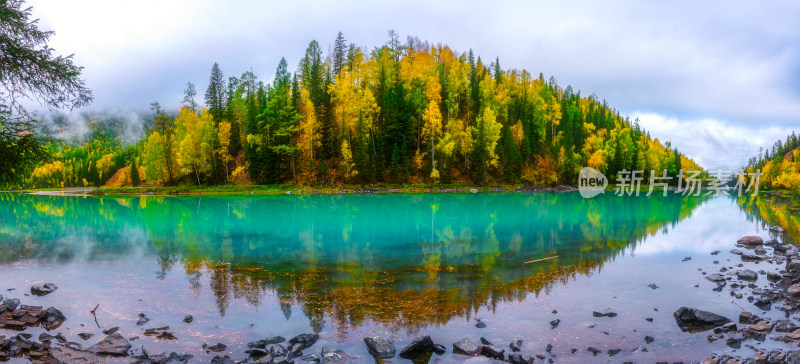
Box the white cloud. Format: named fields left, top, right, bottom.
left=23, top=0, right=800, bottom=163
left=634, top=112, right=796, bottom=170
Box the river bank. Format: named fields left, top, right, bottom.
left=13, top=184, right=578, bottom=197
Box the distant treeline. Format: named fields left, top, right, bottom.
left=20, top=32, right=702, bottom=189
left=744, top=131, right=800, bottom=193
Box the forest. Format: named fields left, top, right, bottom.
left=744, top=131, right=800, bottom=193
left=16, top=32, right=702, bottom=189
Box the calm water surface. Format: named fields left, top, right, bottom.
left=0, top=192, right=791, bottom=362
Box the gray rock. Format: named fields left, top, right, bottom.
left=789, top=283, right=800, bottom=296
left=43, top=306, right=66, bottom=330
left=321, top=347, right=351, bottom=364
left=550, top=319, right=560, bottom=328
left=509, top=339, right=523, bottom=352
left=508, top=352, right=527, bottom=364
left=452, top=338, right=481, bottom=356
left=297, top=354, right=321, bottom=363
left=705, top=273, right=726, bottom=283
left=737, top=236, right=764, bottom=246
left=50, top=345, right=107, bottom=364
left=481, top=344, right=504, bottom=360
left=30, top=283, right=58, bottom=296
left=673, top=306, right=731, bottom=332
left=737, top=269, right=758, bottom=281
left=592, top=310, right=617, bottom=318
left=776, top=320, right=798, bottom=332
left=87, top=332, right=132, bottom=357
left=754, top=246, right=768, bottom=255
left=289, top=333, right=319, bottom=351
left=770, top=226, right=785, bottom=233
left=3, top=298, right=20, bottom=311
left=399, top=335, right=435, bottom=359
left=730, top=249, right=743, bottom=255
left=741, top=254, right=763, bottom=261
left=363, top=336, right=395, bottom=359
left=248, top=336, right=286, bottom=349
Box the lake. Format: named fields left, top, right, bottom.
left=0, top=191, right=793, bottom=362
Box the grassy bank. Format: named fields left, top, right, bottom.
left=20, top=183, right=541, bottom=196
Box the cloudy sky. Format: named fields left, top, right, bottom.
left=27, top=0, right=800, bottom=170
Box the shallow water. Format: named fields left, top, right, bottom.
left=0, top=192, right=790, bottom=362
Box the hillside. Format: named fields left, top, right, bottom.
left=21, top=35, right=702, bottom=189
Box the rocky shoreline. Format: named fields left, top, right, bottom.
left=3, top=227, right=800, bottom=363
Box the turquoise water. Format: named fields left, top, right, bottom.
left=0, top=192, right=788, bottom=362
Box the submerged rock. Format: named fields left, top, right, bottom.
left=204, top=343, right=227, bottom=353
left=705, top=273, right=726, bottom=283
left=592, top=310, right=618, bottom=318
left=363, top=336, right=395, bottom=359
left=550, top=319, right=560, bottom=329
left=182, top=315, right=193, bottom=323
left=30, top=283, right=57, bottom=297
left=509, top=339, right=523, bottom=352
left=673, top=307, right=731, bottom=332
left=452, top=338, right=481, bottom=356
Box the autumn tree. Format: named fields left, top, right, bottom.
left=149, top=102, right=177, bottom=184
left=174, top=107, right=214, bottom=185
